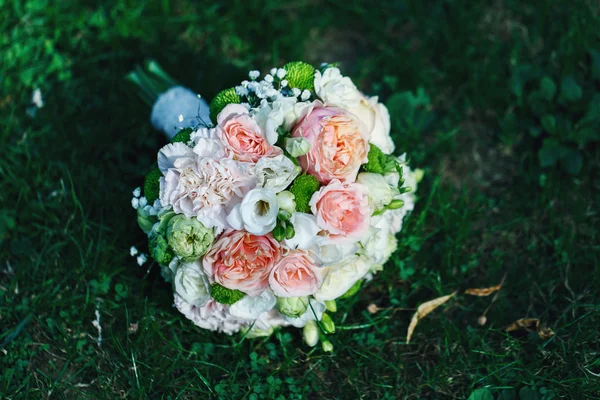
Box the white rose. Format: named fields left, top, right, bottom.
left=314, top=255, right=372, bottom=301
left=360, top=226, right=398, bottom=266
left=173, top=261, right=211, bottom=307
left=349, top=95, right=395, bottom=154
left=314, top=67, right=362, bottom=109
left=253, top=155, right=300, bottom=193
left=227, top=188, right=279, bottom=235
left=284, top=212, right=321, bottom=250
left=285, top=137, right=311, bottom=157
left=311, top=238, right=357, bottom=266
left=356, top=172, right=397, bottom=211
left=229, top=290, right=276, bottom=320
left=284, top=299, right=326, bottom=328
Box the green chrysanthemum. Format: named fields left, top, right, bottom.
left=210, top=283, right=245, bottom=305
left=209, top=88, right=240, bottom=123
left=283, top=61, right=315, bottom=92
left=362, top=144, right=398, bottom=174
left=289, top=174, right=320, bottom=213
left=171, top=127, right=193, bottom=144
left=144, top=168, right=162, bottom=203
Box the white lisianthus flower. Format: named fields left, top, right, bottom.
left=253, top=97, right=297, bottom=144
left=227, top=188, right=279, bottom=235
left=253, top=155, right=300, bottom=193
left=356, top=172, right=397, bottom=211
left=285, top=137, right=311, bottom=157
left=281, top=101, right=314, bottom=131
left=277, top=191, right=296, bottom=215
left=314, top=67, right=362, bottom=109
left=173, top=261, right=211, bottom=307
left=314, top=255, right=372, bottom=301
left=229, top=290, right=276, bottom=320
left=284, top=299, right=326, bottom=328
left=350, top=95, right=394, bottom=154
left=284, top=212, right=321, bottom=250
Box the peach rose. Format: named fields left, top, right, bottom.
left=292, top=102, right=369, bottom=184
left=310, top=179, right=371, bottom=243
left=217, top=104, right=282, bottom=163
left=203, top=230, right=282, bottom=296
left=269, top=250, right=320, bottom=297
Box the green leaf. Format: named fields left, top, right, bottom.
left=590, top=49, right=600, bottom=80
left=538, top=139, right=567, bottom=168
left=497, top=389, right=517, bottom=400
left=539, top=77, right=556, bottom=101
left=559, top=76, right=582, bottom=102
left=519, top=387, right=542, bottom=400
left=467, top=388, right=493, bottom=400
left=540, top=115, right=556, bottom=134
left=563, top=149, right=583, bottom=175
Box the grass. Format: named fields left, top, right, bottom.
left=1, top=0, right=599, bottom=398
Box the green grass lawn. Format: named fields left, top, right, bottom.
left=1, top=0, right=599, bottom=398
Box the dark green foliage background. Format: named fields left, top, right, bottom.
left=1, top=0, right=599, bottom=398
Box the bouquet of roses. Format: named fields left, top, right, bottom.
left=129, top=61, right=421, bottom=349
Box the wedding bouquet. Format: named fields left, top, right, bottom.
left=129, top=61, right=421, bottom=349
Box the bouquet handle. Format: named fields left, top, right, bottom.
left=127, top=61, right=210, bottom=139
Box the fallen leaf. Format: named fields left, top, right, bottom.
left=506, top=318, right=555, bottom=340
left=465, top=277, right=505, bottom=296
left=406, top=292, right=456, bottom=344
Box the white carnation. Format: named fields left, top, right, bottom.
left=253, top=155, right=300, bottom=193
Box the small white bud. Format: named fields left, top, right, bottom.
left=136, top=254, right=148, bottom=266
left=132, top=187, right=141, bottom=198
left=131, top=197, right=139, bottom=209
left=301, top=90, right=311, bottom=101
left=249, top=70, right=260, bottom=80
left=302, top=320, right=319, bottom=347
left=270, top=68, right=277, bottom=75
left=277, top=191, right=296, bottom=215
left=138, top=196, right=148, bottom=208
left=178, top=114, right=184, bottom=122
left=276, top=68, right=287, bottom=79
left=130, top=246, right=139, bottom=257
left=292, top=88, right=301, bottom=97
left=281, top=80, right=288, bottom=87
left=264, top=74, right=274, bottom=83
left=285, top=137, right=311, bottom=157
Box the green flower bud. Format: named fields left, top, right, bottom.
left=166, top=215, right=214, bottom=262
left=387, top=199, right=405, bottom=209
left=290, top=174, right=320, bottom=213
left=242, top=325, right=275, bottom=339
left=171, top=127, right=193, bottom=144
left=321, top=313, right=335, bottom=334
left=321, top=340, right=334, bottom=352
left=285, top=223, right=295, bottom=240
left=278, top=210, right=292, bottom=221
left=209, top=88, right=240, bottom=123
left=272, top=221, right=286, bottom=242
left=149, top=234, right=174, bottom=264
left=137, top=207, right=157, bottom=234
left=303, top=320, right=319, bottom=347
left=210, top=283, right=245, bottom=305
left=340, top=279, right=362, bottom=299
left=144, top=168, right=162, bottom=203
left=276, top=296, right=309, bottom=318
left=324, top=300, right=337, bottom=313
left=285, top=137, right=311, bottom=157
left=282, top=61, right=316, bottom=91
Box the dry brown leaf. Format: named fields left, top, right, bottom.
left=464, top=277, right=505, bottom=296
left=406, top=292, right=457, bottom=344
left=505, top=318, right=555, bottom=340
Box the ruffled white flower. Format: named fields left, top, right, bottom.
left=173, top=261, right=211, bottom=307
left=190, top=127, right=226, bottom=158
left=227, top=188, right=279, bottom=235
left=314, top=67, right=362, bottom=109
left=157, top=142, right=195, bottom=174
left=252, top=155, right=300, bottom=193
left=174, top=295, right=247, bottom=335
left=229, top=290, right=276, bottom=320
left=160, top=155, right=255, bottom=233
left=314, top=255, right=372, bottom=301
left=283, top=299, right=325, bottom=328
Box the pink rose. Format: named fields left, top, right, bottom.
left=269, top=250, right=320, bottom=297
left=310, top=179, right=371, bottom=242
left=292, top=102, right=369, bottom=184
left=217, top=104, right=282, bottom=163
left=204, top=230, right=282, bottom=296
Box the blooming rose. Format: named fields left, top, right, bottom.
left=293, top=102, right=369, bottom=184
left=217, top=104, right=281, bottom=163
left=269, top=250, right=320, bottom=297
left=309, top=179, right=371, bottom=242
left=313, top=255, right=372, bottom=301
left=227, top=188, right=279, bottom=235
left=203, top=230, right=282, bottom=296
left=350, top=95, right=395, bottom=154
left=253, top=155, right=300, bottom=193
left=160, top=155, right=255, bottom=232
